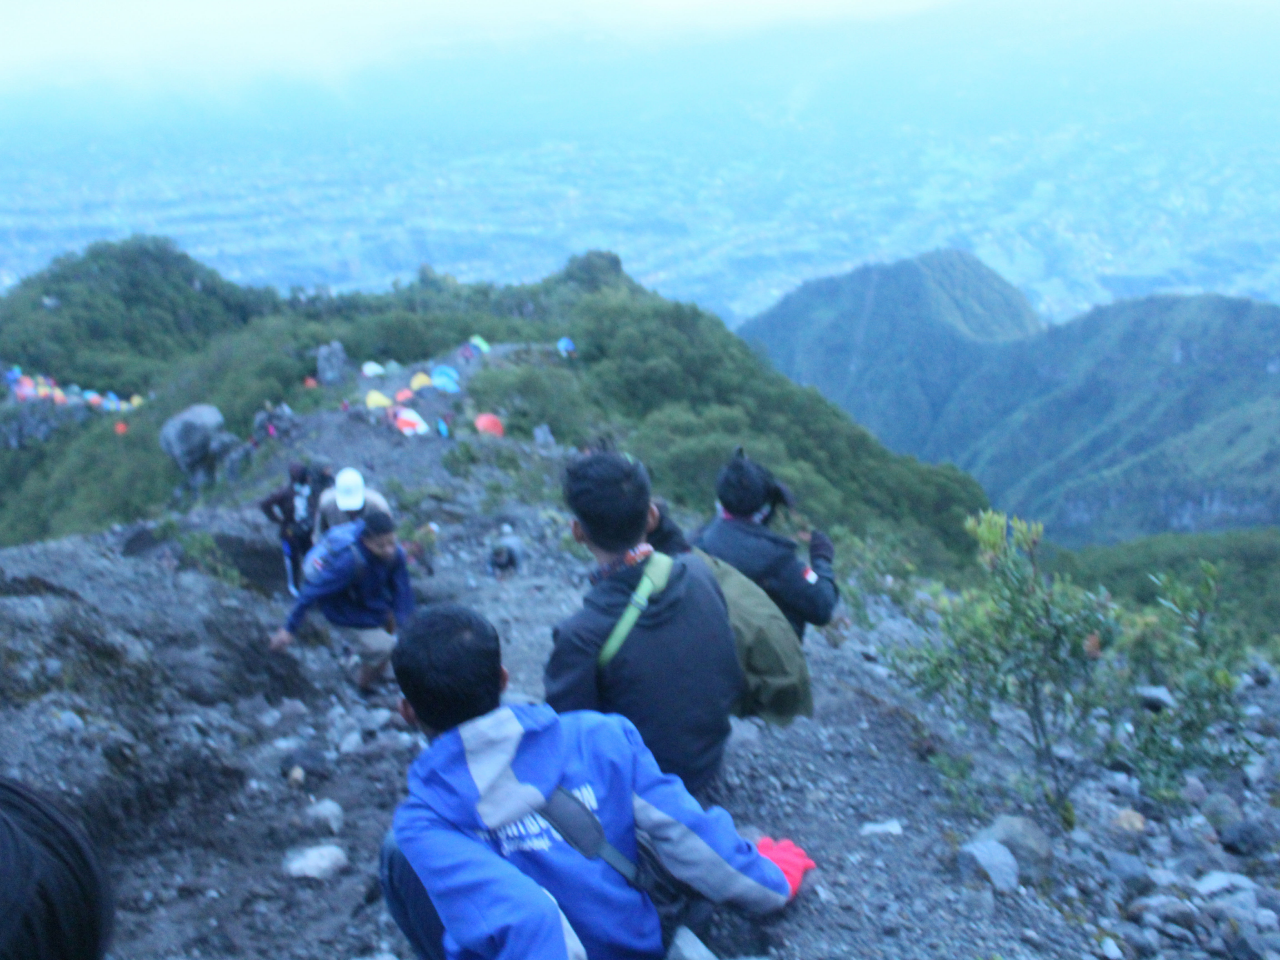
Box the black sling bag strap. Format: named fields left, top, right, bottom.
left=539, top=788, right=638, bottom=884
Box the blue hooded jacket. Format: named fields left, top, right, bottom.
left=284, top=521, right=413, bottom=633
left=393, top=704, right=789, bottom=960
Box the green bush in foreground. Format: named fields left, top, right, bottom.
left=900, top=511, right=1246, bottom=818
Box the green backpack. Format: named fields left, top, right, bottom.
left=597, top=551, right=813, bottom=726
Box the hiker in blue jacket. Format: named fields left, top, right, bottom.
left=544, top=453, right=744, bottom=797
left=695, top=449, right=838, bottom=641
left=381, top=603, right=813, bottom=960
left=269, top=511, right=413, bottom=691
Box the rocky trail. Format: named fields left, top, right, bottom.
left=7, top=398, right=1280, bottom=960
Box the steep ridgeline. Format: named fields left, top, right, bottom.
left=744, top=252, right=1280, bottom=545
left=739, top=250, right=1041, bottom=455
left=0, top=240, right=986, bottom=567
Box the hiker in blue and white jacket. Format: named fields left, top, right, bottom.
left=381, top=603, right=813, bottom=960
left=269, top=511, right=413, bottom=691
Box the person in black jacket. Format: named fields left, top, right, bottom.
left=544, top=453, right=744, bottom=797
left=694, top=450, right=838, bottom=641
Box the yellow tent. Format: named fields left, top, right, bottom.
left=365, top=390, right=393, bottom=409
left=409, top=372, right=432, bottom=391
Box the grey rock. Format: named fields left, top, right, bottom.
left=666, top=926, right=716, bottom=960
left=282, top=844, right=348, bottom=880
left=974, top=815, right=1054, bottom=884
left=1195, top=871, right=1258, bottom=897
left=1222, top=820, right=1276, bottom=857
left=1257, top=888, right=1280, bottom=914
left=1099, top=936, right=1123, bottom=959
left=159, top=404, right=241, bottom=486
left=1225, top=929, right=1267, bottom=960
left=1104, top=850, right=1156, bottom=903
left=1119, top=922, right=1160, bottom=958
left=532, top=424, right=556, bottom=449
left=1135, top=685, right=1176, bottom=711
left=958, top=839, right=1019, bottom=893
left=304, top=799, right=344, bottom=835
left=1202, top=792, right=1245, bottom=831
left=1184, top=776, right=1209, bottom=805
left=316, top=341, right=349, bottom=385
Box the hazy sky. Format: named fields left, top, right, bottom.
left=4, top=0, right=957, bottom=91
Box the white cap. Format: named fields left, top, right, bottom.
left=334, top=468, right=366, bottom=511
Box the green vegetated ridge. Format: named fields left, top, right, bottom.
left=742, top=249, right=1280, bottom=547
left=0, top=238, right=986, bottom=566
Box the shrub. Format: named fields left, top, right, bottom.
left=898, top=511, right=1122, bottom=817
left=468, top=364, right=594, bottom=445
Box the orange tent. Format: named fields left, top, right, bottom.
left=475, top=413, right=504, bottom=438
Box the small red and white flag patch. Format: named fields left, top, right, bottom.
left=803, top=567, right=819, bottom=584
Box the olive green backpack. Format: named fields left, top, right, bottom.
left=597, top=550, right=813, bottom=726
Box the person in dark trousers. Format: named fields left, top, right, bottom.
left=381, top=604, right=811, bottom=960
left=544, top=453, right=744, bottom=797
left=0, top=777, right=114, bottom=960
left=694, top=450, right=839, bottom=641
left=269, top=511, right=413, bottom=692
left=259, top=463, right=322, bottom=596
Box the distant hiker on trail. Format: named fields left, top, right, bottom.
left=381, top=603, right=812, bottom=960
left=270, top=511, right=413, bottom=692
left=314, top=467, right=392, bottom=539
left=0, top=777, right=115, bottom=960
left=544, top=453, right=744, bottom=798
left=259, top=463, right=322, bottom=597
left=695, top=450, right=838, bottom=642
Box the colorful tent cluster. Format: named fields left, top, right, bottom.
left=5, top=367, right=144, bottom=413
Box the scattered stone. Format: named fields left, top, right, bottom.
left=958, top=840, right=1019, bottom=893
left=1202, top=792, right=1245, bottom=831
left=859, top=819, right=903, bottom=837
left=1112, top=808, right=1146, bottom=833
left=533, top=424, right=556, bottom=450
left=339, top=730, right=363, bottom=754
left=974, top=815, right=1053, bottom=884
left=1104, top=850, right=1156, bottom=903
left=666, top=926, right=716, bottom=960
left=287, top=766, right=306, bottom=788
left=1257, top=908, right=1279, bottom=931
left=304, top=799, right=345, bottom=835
left=53, top=710, right=85, bottom=735
left=1099, top=936, right=1123, bottom=959
left=282, top=844, right=348, bottom=880
left=1194, top=871, right=1258, bottom=897
left=280, top=747, right=331, bottom=781
left=1120, top=922, right=1160, bottom=958
left=1134, top=685, right=1176, bottom=712
left=1221, top=819, right=1275, bottom=857
left=1184, top=776, right=1209, bottom=805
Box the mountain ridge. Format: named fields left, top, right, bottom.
left=744, top=255, right=1280, bottom=545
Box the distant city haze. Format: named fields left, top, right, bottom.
left=2, top=0, right=1277, bottom=324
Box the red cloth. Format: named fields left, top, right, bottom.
left=756, top=836, right=815, bottom=898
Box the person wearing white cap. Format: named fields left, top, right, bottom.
left=314, top=467, right=392, bottom=539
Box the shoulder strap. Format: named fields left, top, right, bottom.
left=539, top=788, right=638, bottom=885
left=597, top=552, right=674, bottom=669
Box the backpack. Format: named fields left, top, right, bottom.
left=302, top=521, right=366, bottom=601
left=692, top=549, right=813, bottom=726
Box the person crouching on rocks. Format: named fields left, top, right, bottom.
left=695, top=448, right=839, bottom=642
left=270, top=510, right=413, bottom=693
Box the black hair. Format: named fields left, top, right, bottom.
left=361, top=511, right=396, bottom=538
left=392, top=604, right=503, bottom=732
left=0, top=778, right=113, bottom=960
left=562, top=453, right=651, bottom=553
left=646, top=500, right=692, bottom=555
left=716, top=448, right=792, bottom=520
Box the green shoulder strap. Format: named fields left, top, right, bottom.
left=597, top=552, right=674, bottom=669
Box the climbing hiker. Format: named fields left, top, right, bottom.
left=694, top=449, right=839, bottom=642
left=544, top=452, right=744, bottom=798
left=270, top=511, right=413, bottom=692
left=259, top=463, right=322, bottom=597
left=381, top=603, right=813, bottom=960
left=487, top=524, right=523, bottom=577
left=0, top=777, right=115, bottom=960
left=314, top=467, right=392, bottom=539
left=648, top=502, right=813, bottom=727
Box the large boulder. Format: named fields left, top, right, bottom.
left=160, top=404, right=241, bottom=486
left=973, top=815, right=1054, bottom=884
left=316, top=341, right=349, bottom=385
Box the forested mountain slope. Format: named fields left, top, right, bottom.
left=745, top=252, right=1280, bottom=545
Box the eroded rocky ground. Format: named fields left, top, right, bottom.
left=5, top=408, right=1280, bottom=960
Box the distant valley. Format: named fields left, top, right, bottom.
left=743, top=251, right=1280, bottom=546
